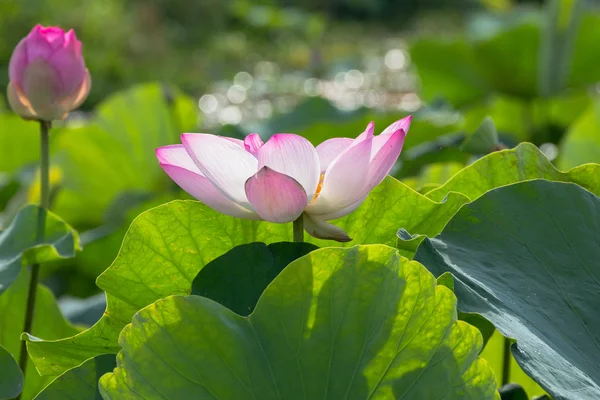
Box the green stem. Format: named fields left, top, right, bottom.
left=293, top=215, right=304, bottom=243
left=501, top=336, right=511, bottom=386
left=17, top=120, right=51, bottom=389
left=522, top=100, right=535, bottom=139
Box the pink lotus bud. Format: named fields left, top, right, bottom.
left=7, top=25, right=91, bottom=121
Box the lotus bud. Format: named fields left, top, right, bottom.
left=7, top=25, right=91, bottom=121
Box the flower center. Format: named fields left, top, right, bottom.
left=311, top=172, right=325, bottom=203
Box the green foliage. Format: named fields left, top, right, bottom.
left=482, top=331, right=545, bottom=398
left=52, top=82, right=197, bottom=226
left=27, top=140, right=600, bottom=383
left=191, top=242, right=318, bottom=316
left=0, top=205, right=79, bottom=294
left=2, top=1, right=600, bottom=398
left=25, top=176, right=471, bottom=376
left=0, top=116, right=39, bottom=174
left=33, top=354, right=116, bottom=400
left=410, top=39, right=490, bottom=107
left=99, top=246, right=499, bottom=399
left=460, top=116, right=500, bottom=154
left=407, top=180, right=600, bottom=399
left=410, top=2, right=600, bottom=106
left=0, top=344, right=23, bottom=400
left=425, top=142, right=600, bottom=202
left=558, top=99, right=600, bottom=170
left=0, top=270, right=78, bottom=399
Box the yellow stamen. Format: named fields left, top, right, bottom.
left=311, top=172, right=325, bottom=203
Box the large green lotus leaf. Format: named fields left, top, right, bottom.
left=425, top=142, right=600, bottom=202
left=26, top=177, right=469, bottom=376
left=52, top=82, right=197, bottom=226
left=409, top=38, right=491, bottom=107
left=99, top=246, right=499, bottom=399
left=0, top=344, right=23, bottom=400
left=63, top=194, right=177, bottom=291
left=0, top=270, right=78, bottom=400
left=557, top=100, right=600, bottom=170
left=0, top=204, right=79, bottom=294
left=191, top=242, right=318, bottom=316
left=0, top=115, right=39, bottom=175
left=406, top=180, right=600, bottom=399
left=33, top=354, right=116, bottom=400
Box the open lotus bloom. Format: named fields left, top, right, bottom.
left=156, top=116, right=411, bottom=242
left=7, top=25, right=91, bottom=121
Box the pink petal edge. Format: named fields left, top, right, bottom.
left=181, top=133, right=258, bottom=209
left=160, top=163, right=259, bottom=220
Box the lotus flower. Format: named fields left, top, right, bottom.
left=7, top=25, right=91, bottom=121
left=156, top=116, right=411, bottom=241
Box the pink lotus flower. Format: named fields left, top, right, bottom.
left=7, top=25, right=91, bottom=121
left=156, top=117, right=411, bottom=242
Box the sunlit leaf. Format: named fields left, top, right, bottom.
left=426, top=142, right=600, bottom=202
left=100, top=246, right=499, bottom=399
left=26, top=177, right=470, bottom=376
left=33, top=354, right=115, bottom=400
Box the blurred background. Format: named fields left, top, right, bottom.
left=1, top=0, right=599, bottom=396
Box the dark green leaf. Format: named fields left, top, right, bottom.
left=406, top=180, right=600, bottom=399
left=0, top=344, right=23, bottom=400
left=191, top=242, right=318, bottom=316
left=498, top=383, right=528, bottom=400
left=0, top=205, right=79, bottom=294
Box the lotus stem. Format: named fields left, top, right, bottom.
left=501, top=336, right=511, bottom=386
left=293, top=215, right=304, bottom=243
left=17, top=120, right=51, bottom=390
